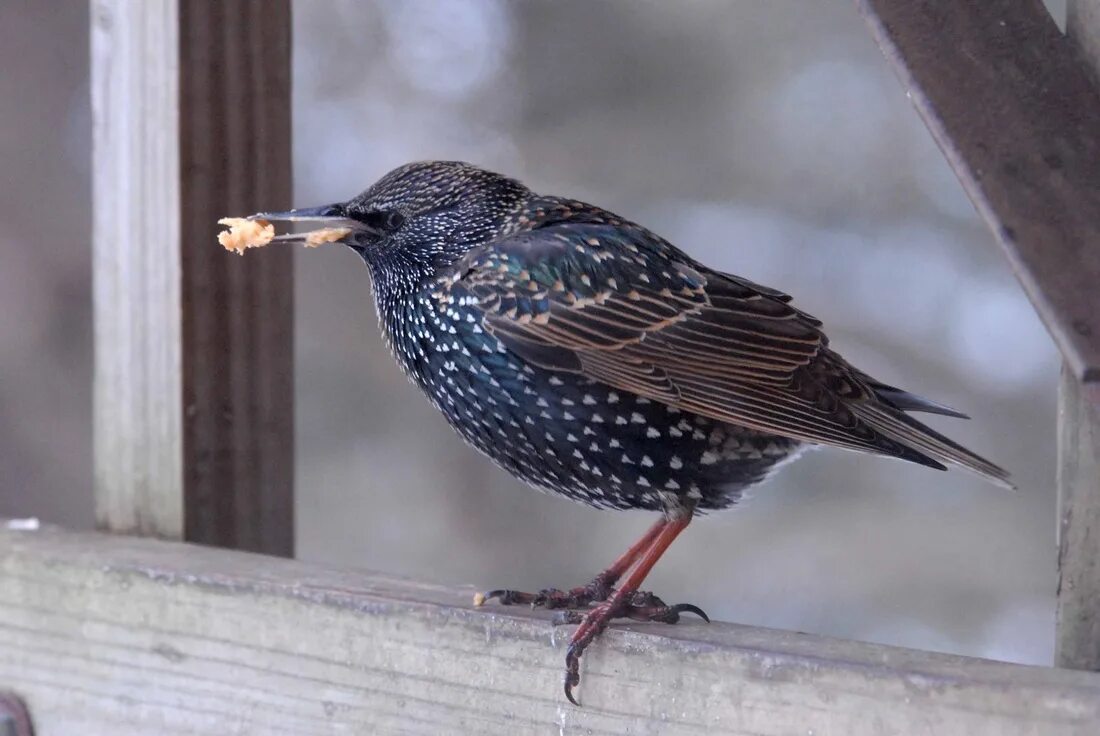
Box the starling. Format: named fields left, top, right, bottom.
left=254, top=160, right=1010, bottom=704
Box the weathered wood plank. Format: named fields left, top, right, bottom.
left=855, top=0, right=1100, bottom=383
left=92, top=0, right=184, bottom=539
left=1056, top=0, right=1100, bottom=673
left=91, top=0, right=293, bottom=554
left=1, top=525, right=1098, bottom=735
left=177, top=0, right=293, bottom=554
left=1057, top=371, right=1100, bottom=670
left=1070, top=0, right=1100, bottom=81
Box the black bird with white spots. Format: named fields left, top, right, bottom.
left=254, top=160, right=1010, bottom=704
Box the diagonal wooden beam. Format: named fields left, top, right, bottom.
left=855, top=0, right=1100, bottom=383
left=856, top=0, right=1100, bottom=672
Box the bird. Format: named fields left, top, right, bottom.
left=252, top=160, right=1010, bottom=705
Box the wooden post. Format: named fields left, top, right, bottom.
left=1057, top=0, right=1100, bottom=672
left=91, top=0, right=293, bottom=555
left=855, top=0, right=1100, bottom=672
left=1057, top=371, right=1100, bottom=670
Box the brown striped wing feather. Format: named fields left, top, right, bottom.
left=442, top=219, right=1010, bottom=486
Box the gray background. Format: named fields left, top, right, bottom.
left=2, top=0, right=1068, bottom=666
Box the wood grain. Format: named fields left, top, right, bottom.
left=1058, top=0, right=1100, bottom=674
left=177, top=0, right=293, bottom=555
left=1, top=525, right=1099, bottom=735
left=92, top=0, right=184, bottom=539
left=1056, top=0, right=1100, bottom=674
left=1057, top=371, right=1100, bottom=670
left=91, top=0, right=293, bottom=554
left=855, top=0, right=1100, bottom=383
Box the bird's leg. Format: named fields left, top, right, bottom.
left=480, top=517, right=668, bottom=610
left=561, top=512, right=700, bottom=706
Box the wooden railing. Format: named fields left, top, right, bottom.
left=3, top=523, right=1099, bottom=735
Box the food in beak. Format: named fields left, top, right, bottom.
left=217, top=217, right=275, bottom=254
left=217, top=216, right=352, bottom=254
left=304, top=227, right=352, bottom=247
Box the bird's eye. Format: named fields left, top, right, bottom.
left=351, top=209, right=405, bottom=233
left=384, top=211, right=405, bottom=230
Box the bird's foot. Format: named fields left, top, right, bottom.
left=478, top=572, right=617, bottom=610
left=552, top=590, right=709, bottom=706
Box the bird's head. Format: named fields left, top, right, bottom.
left=256, top=160, right=530, bottom=291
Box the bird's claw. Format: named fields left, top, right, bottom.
left=479, top=580, right=707, bottom=705
left=560, top=595, right=709, bottom=706
left=564, top=641, right=584, bottom=706
left=643, top=602, right=711, bottom=624
left=479, top=576, right=614, bottom=611
left=481, top=588, right=536, bottom=606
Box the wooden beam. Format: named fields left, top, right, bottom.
left=1057, top=0, right=1100, bottom=673
left=91, top=0, right=293, bottom=555
left=1057, top=371, right=1100, bottom=670
left=1, top=525, right=1099, bottom=735
left=92, top=0, right=184, bottom=542
left=854, top=0, right=1100, bottom=383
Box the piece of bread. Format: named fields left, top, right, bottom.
left=217, top=218, right=275, bottom=255
left=305, top=227, right=352, bottom=247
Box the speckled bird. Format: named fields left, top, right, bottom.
left=255, top=160, right=1010, bottom=704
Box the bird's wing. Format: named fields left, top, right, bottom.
left=439, top=221, right=1009, bottom=484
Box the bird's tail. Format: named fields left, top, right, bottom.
left=852, top=399, right=1014, bottom=489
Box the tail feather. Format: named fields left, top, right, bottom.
left=853, top=402, right=1014, bottom=489
left=871, top=384, right=970, bottom=419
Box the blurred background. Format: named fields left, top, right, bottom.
left=2, top=0, right=1069, bottom=666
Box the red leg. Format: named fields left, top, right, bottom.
left=563, top=513, right=696, bottom=705
left=481, top=516, right=668, bottom=609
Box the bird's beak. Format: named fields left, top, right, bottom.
left=249, top=204, right=361, bottom=246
